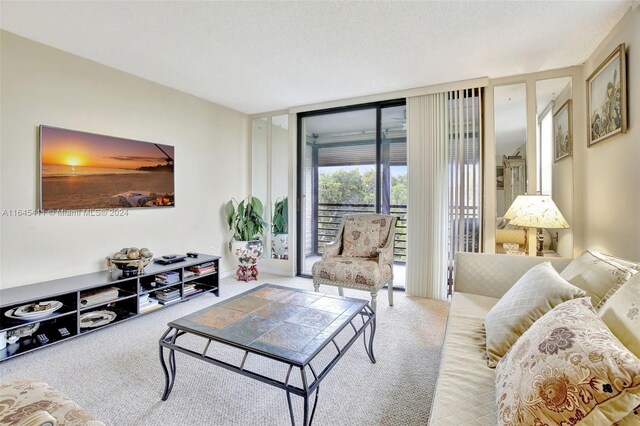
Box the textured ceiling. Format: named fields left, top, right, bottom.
left=0, top=1, right=631, bottom=114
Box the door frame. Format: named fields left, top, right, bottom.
left=296, top=99, right=406, bottom=277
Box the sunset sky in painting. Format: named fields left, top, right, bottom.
left=40, top=126, right=174, bottom=170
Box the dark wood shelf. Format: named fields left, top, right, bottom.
left=0, top=254, right=220, bottom=361
left=183, top=286, right=218, bottom=301
left=79, top=309, right=137, bottom=335
left=0, top=306, right=78, bottom=333
left=183, top=271, right=217, bottom=283
left=0, top=315, right=77, bottom=361
left=139, top=282, right=182, bottom=295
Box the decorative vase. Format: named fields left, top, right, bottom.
left=271, top=234, right=289, bottom=259
left=231, top=239, right=263, bottom=266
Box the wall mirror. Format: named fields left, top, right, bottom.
left=493, top=83, right=527, bottom=254
left=251, top=117, right=268, bottom=256
left=535, top=77, right=573, bottom=256
left=271, top=115, right=289, bottom=260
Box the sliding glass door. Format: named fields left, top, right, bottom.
left=297, top=101, right=407, bottom=286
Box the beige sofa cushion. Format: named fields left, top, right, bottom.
left=560, top=250, right=636, bottom=309
left=429, top=292, right=500, bottom=425
left=495, top=298, right=640, bottom=426
left=599, top=272, right=640, bottom=358
left=484, top=262, right=585, bottom=367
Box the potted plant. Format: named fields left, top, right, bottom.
left=271, top=197, right=289, bottom=259
left=225, top=196, right=267, bottom=280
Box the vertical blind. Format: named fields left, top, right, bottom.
left=448, top=89, right=483, bottom=264
left=406, top=88, right=483, bottom=300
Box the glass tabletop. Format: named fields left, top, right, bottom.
left=169, top=284, right=369, bottom=366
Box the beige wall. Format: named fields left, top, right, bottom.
left=575, top=5, right=640, bottom=261
left=0, top=31, right=250, bottom=289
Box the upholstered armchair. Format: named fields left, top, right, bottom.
left=311, top=214, right=397, bottom=311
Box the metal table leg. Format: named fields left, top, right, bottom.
left=159, top=327, right=178, bottom=401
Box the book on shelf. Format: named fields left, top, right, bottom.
left=157, top=297, right=180, bottom=306
left=184, top=289, right=203, bottom=297
left=80, top=286, right=120, bottom=307
left=188, top=262, right=217, bottom=275
left=155, top=271, right=180, bottom=285
left=139, top=298, right=161, bottom=313
left=183, top=283, right=203, bottom=297
left=140, top=300, right=162, bottom=313
left=183, top=270, right=197, bottom=279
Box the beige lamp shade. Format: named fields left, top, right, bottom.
left=504, top=195, right=569, bottom=229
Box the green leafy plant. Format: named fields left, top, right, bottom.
left=225, top=196, right=267, bottom=243
left=272, top=197, right=288, bottom=235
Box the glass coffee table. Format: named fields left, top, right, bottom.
left=159, top=283, right=376, bottom=425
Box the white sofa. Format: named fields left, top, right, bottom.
left=428, top=253, right=573, bottom=425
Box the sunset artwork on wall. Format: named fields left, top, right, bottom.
left=39, top=126, right=175, bottom=210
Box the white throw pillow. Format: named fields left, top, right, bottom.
left=484, top=261, right=585, bottom=367
left=599, top=272, right=640, bottom=358
left=560, top=250, right=636, bottom=309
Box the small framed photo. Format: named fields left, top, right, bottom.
left=586, top=43, right=627, bottom=146
left=553, top=100, right=572, bottom=162
left=496, top=166, right=504, bottom=189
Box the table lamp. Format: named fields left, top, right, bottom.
left=503, top=195, right=569, bottom=256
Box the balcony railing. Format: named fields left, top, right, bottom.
left=315, top=203, right=407, bottom=263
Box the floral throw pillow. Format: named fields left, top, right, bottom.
left=342, top=217, right=380, bottom=258
left=495, top=298, right=640, bottom=426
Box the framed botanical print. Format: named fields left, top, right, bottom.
left=586, top=43, right=627, bottom=146
left=553, top=100, right=572, bottom=162
left=496, top=166, right=504, bottom=189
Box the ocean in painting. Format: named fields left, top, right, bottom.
left=42, top=163, right=150, bottom=177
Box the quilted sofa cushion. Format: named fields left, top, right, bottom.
left=429, top=292, right=500, bottom=426
left=0, top=378, right=104, bottom=426
left=311, top=256, right=391, bottom=286
left=484, top=262, right=585, bottom=367
left=495, top=298, right=640, bottom=426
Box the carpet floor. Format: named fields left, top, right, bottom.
left=0, top=274, right=449, bottom=426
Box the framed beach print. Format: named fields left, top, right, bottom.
left=553, top=100, right=572, bottom=162
left=586, top=43, right=627, bottom=146
left=39, top=125, right=175, bottom=210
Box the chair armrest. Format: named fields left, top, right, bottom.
left=377, top=244, right=394, bottom=267
left=377, top=216, right=397, bottom=267
left=323, top=240, right=342, bottom=259
left=322, top=221, right=345, bottom=259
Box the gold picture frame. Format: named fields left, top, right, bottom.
left=553, top=99, right=572, bottom=162
left=586, top=43, right=627, bottom=147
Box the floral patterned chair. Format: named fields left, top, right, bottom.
left=0, top=379, right=104, bottom=426
left=312, top=214, right=397, bottom=311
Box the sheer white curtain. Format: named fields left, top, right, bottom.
left=405, top=93, right=449, bottom=300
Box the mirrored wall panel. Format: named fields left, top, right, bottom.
left=271, top=115, right=289, bottom=260
left=494, top=83, right=527, bottom=254
left=251, top=117, right=268, bottom=254
left=536, top=77, right=573, bottom=256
